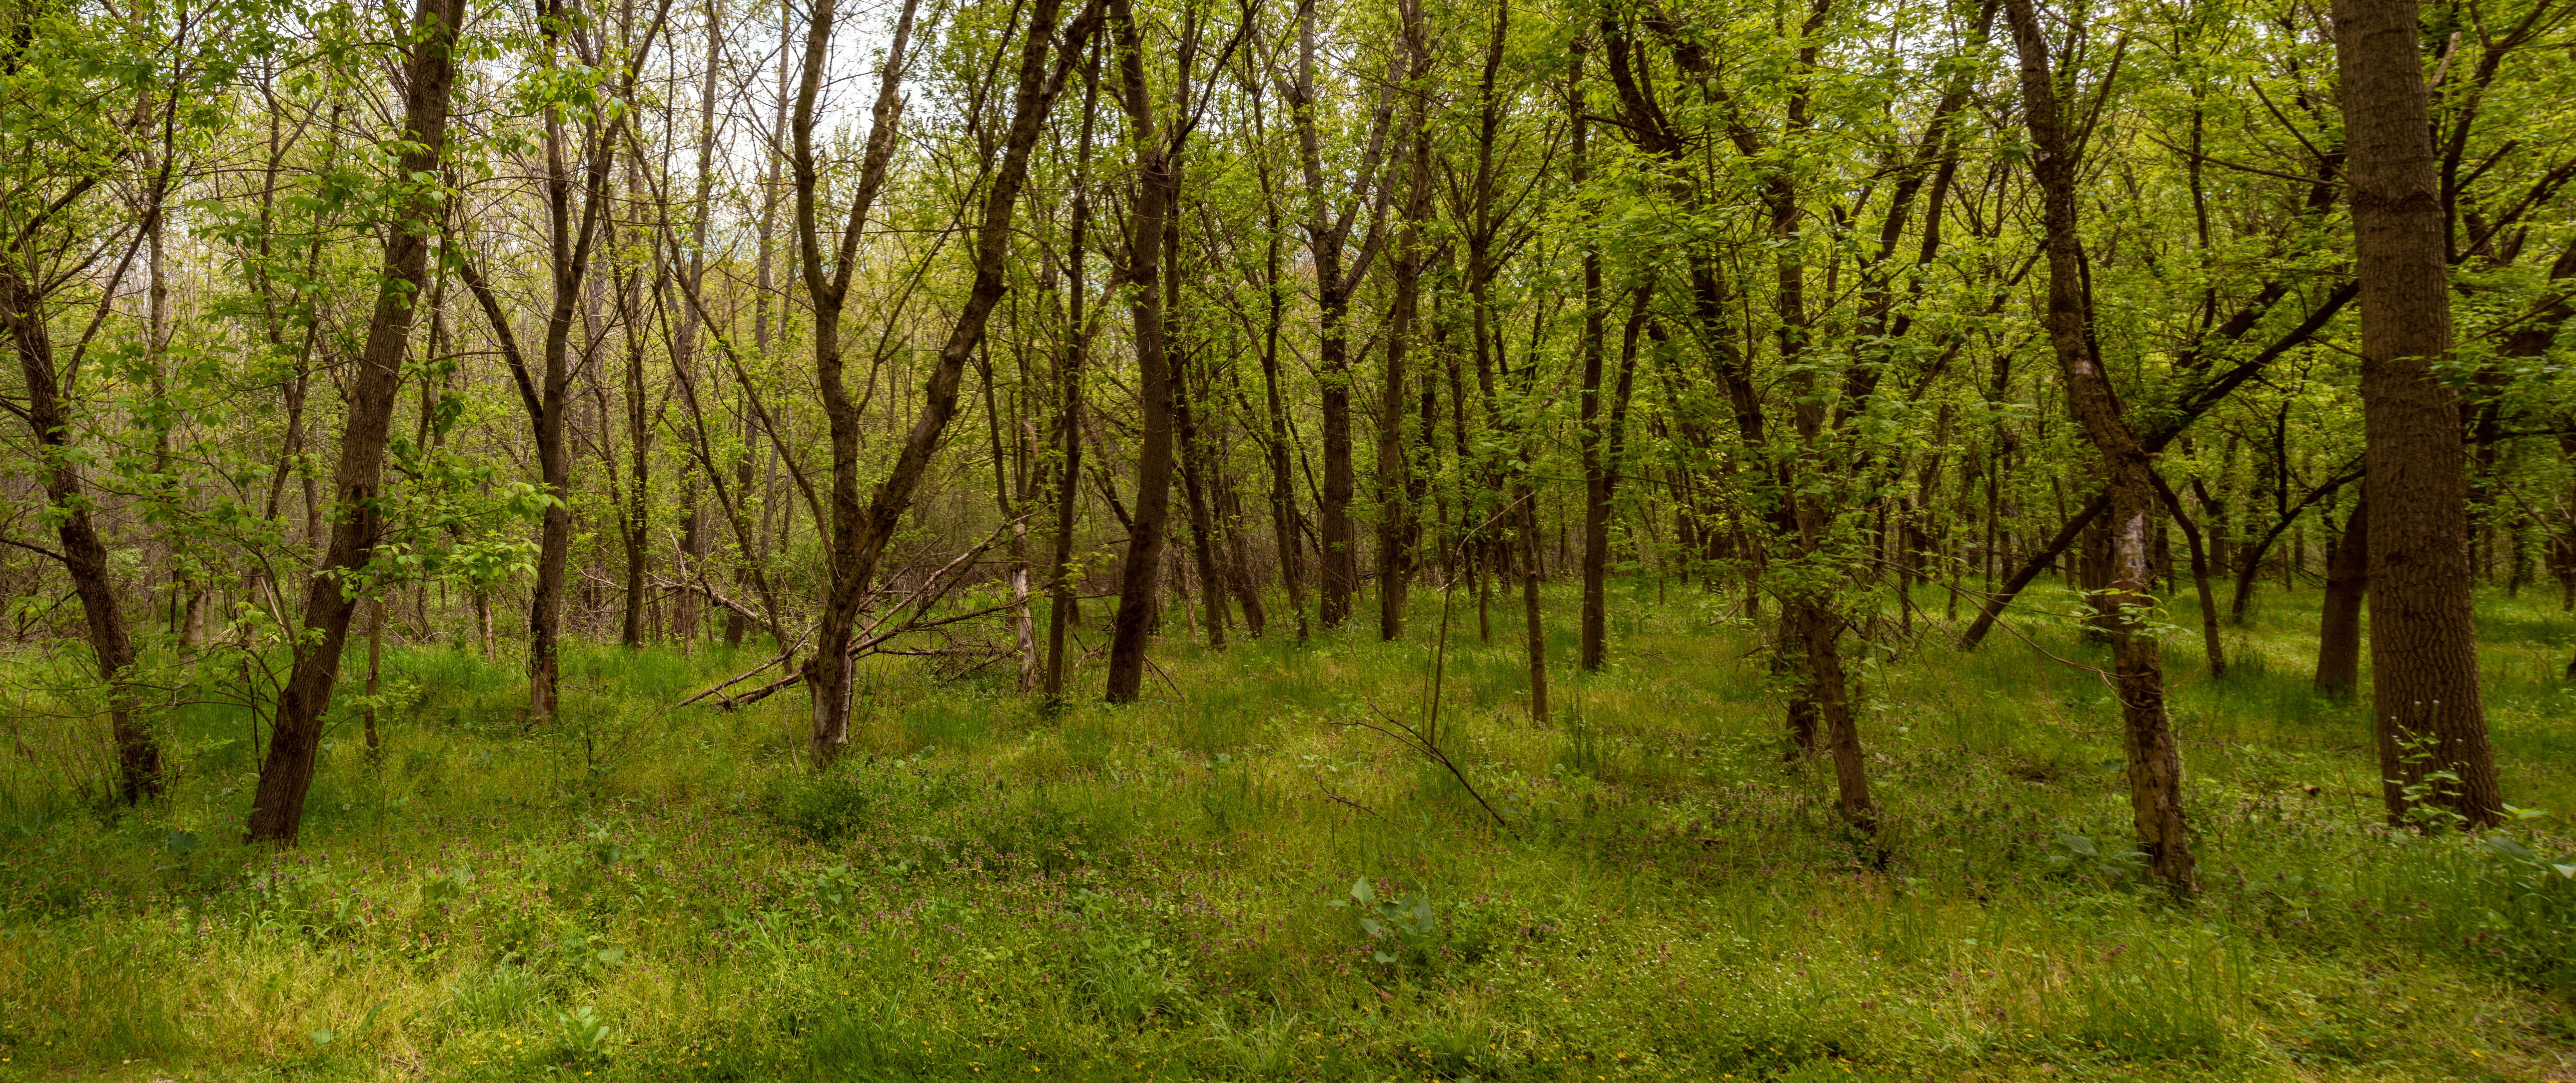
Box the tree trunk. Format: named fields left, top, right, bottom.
left=246, top=0, right=463, bottom=842
left=1375, top=8, right=1430, bottom=641
left=1043, top=44, right=1101, bottom=706
left=804, top=0, right=1093, bottom=756
left=1283, top=0, right=1388, bottom=631
left=2, top=258, right=159, bottom=804
left=1255, top=180, right=1306, bottom=642
left=2152, top=474, right=2229, bottom=678
left=2009, top=0, right=2196, bottom=893
left=1168, top=185, right=1228, bottom=650
left=2336, top=0, right=2502, bottom=827
left=1519, top=491, right=1548, bottom=725
left=1104, top=0, right=1182, bottom=702
left=2315, top=494, right=2368, bottom=696
left=363, top=597, right=385, bottom=763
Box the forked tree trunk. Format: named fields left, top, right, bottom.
left=246, top=0, right=464, bottom=842
left=804, top=0, right=1097, bottom=755
left=2334, top=0, right=2502, bottom=827
left=2008, top=0, right=2196, bottom=893
left=1282, top=0, right=1390, bottom=631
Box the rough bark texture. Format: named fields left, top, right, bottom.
left=246, top=0, right=464, bottom=842
left=1103, top=0, right=1179, bottom=703
left=2334, top=0, right=2502, bottom=826
left=2008, top=0, right=2196, bottom=893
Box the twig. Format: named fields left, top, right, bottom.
left=1315, top=782, right=1381, bottom=819
left=1328, top=701, right=1512, bottom=830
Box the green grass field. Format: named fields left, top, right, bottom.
left=5, top=580, right=2574, bottom=1081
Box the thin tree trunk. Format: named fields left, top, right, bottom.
left=3, top=251, right=159, bottom=804
left=1519, top=491, right=1548, bottom=725
left=1044, top=43, right=1102, bottom=706
left=2009, top=0, right=2196, bottom=892
left=1170, top=194, right=1229, bottom=649
left=803, top=0, right=1097, bottom=752
left=363, top=597, right=385, bottom=763
left=980, top=347, right=1039, bottom=689
left=1375, top=0, right=1430, bottom=640
left=2151, top=474, right=2229, bottom=678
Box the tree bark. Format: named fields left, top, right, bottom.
left=2008, top=0, right=2196, bottom=892
left=1103, top=0, right=1183, bottom=702
left=2150, top=473, right=2229, bottom=678
left=1374, top=0, right=1431, bottom=641
left=1175, top=346, right=1230, bottom=648
left=804, top=0, right=1098, bottom=755
left=245, top=0, right=464, bottom=842
left=1043, top=44, right=1102, bottom=706
left=1250, top=82, right=1307, bottom=642
left=2, top=234, right=160, bottom=804
left=1281, top=1, right=1392, bottom=630
left=2315, top=494, right=2368, bottom=695
left=1519, top=491, right=1548, bottom=725
left=2335, top=0, right=2502, bottom=827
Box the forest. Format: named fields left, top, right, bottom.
left=5, top=0, right=2576, bottom=1074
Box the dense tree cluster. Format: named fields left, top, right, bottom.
left=5, top=0, right=2565, bottom=883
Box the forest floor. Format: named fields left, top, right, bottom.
left=5, top=581, right=2576, bottom=1081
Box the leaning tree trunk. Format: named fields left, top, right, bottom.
left=246, top=0, right=464, bottom=843
left=2009, top=0, right=2196, bottom=893
left=2335, top=0, right=2502, bottom=827
left=3, top=264, right=159, bottom=804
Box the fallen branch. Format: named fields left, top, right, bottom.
left=675, top=520, right=1073, bottom=710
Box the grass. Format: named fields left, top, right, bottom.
left=3, top=577, right=2574, bottom=1081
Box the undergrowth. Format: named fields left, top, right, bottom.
left=2, top=580, right=2573, bottom=1081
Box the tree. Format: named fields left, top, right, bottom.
left=2334, top=0, right=2503, bottom=826
left=2006, top=0, right=2195, bottom=892
left=246, top=0, right=469, bottom=842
